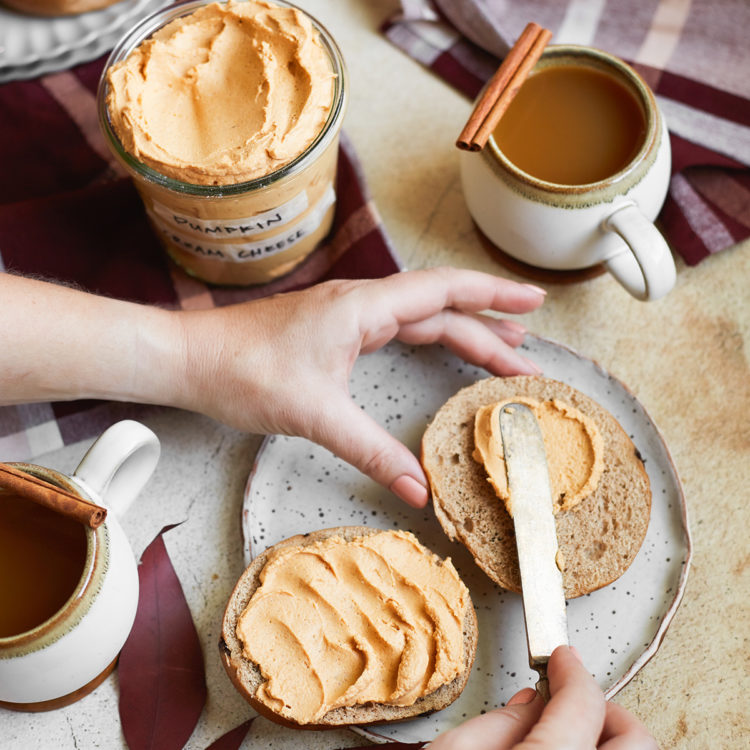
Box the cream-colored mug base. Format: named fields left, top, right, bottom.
left=0, top=656, right=118, bottom=712
left=475, top=223, right=607, bottom=284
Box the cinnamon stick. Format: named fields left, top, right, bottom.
left=0, top=463, right=107, bottom=528
left=456, top=22, right=553, bottom=152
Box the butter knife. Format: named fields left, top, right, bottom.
left=498, top=402, right=568, bottom=701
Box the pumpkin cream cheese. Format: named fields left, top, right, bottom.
left=105, top=0, right=335, bottom=186
left=236, top=530, right=469, bottom=725
left=474, top=398, right=604, bottom=515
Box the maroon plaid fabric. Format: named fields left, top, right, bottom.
left=0, top=55, right=402, bottom=460
left=385, top=0, right=750, bottom=266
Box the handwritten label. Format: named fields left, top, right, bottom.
left=148, top=190, right=310, bottom=240
left=152, top=185, right=336, bottom=263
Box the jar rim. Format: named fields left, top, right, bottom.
left=96, top=0, right=348, bottom=197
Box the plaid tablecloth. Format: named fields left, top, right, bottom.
left=5, top=1, right=750, bottom=459
left=385, top=0, right=750, bottom=266
left=0, top=55, right=402, bottom=461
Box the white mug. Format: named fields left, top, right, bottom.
left=460, top=45, right=676, bottom=301
left=0, top=420, right=160, bottom=710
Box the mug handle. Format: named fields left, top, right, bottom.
left=71, top=420, right=160, bottom=518
left=602, top=201, right=676, bottom=301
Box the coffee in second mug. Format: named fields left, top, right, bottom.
left=460, top=44, right=676, bottom=301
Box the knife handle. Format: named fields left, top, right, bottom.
left=534, top=664, right=551, bottom=703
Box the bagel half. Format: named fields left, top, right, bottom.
left=220, top=526, right=478, bottom=728
left=421, top=376, right=651, bottom=599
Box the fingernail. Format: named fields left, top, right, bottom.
left=522, top=283, right=547, bottom=296
left=390, top=475, right=429, bottom=508
left=517, top=356, right=543, bottom=376
left=502, top=319, right=527, bottom=334
left=507, top=687, right=537, bottom=706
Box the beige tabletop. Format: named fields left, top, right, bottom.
left=3, top=1, right=749, bottom=748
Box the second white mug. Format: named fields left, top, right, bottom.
left=0, top=420, right=160, bottom=711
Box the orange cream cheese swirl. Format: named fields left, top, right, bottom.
left=236, top=530, right=470, bottom=725
left=474, top=397, right=604, bottom=516
left=105, top=0, right=336, bottom=186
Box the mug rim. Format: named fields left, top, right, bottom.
left=96, top=0, right=348, bottom=197
left=486, top=44, right=661, bottom=196
left=0, top=465, right=105, bottom=657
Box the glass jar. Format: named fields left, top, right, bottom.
left=97, top=0, right=347, bottom=286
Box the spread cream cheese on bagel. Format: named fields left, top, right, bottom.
left=473, top=397, right=604, bottom=516
left=421, top=376, right=651, bottom=599
left=233, top=530, right=470, bottom=725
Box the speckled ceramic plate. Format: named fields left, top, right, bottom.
left=242, top=335, right=691, bottom=745
left=0, top=0, right=167, bottom=76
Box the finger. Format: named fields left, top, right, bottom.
left=396, top=309, right=542, bottom=376
left=394, top=311, right=528, bottom=349
left=598, top=701, right=659, bottom=750
left=427, top=692, right=544, bottom=750
left=402, top=267, right=547, bottom=315
left=304, top=390, right=430, bottom=507
left=507, top=687, right=537, bottom=706
left=357, top=267, right=545, bottom=348
left=480, top=316, right=528, bottom=348
left=516, top=645, right=606, bottom=749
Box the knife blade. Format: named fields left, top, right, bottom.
left=498, top=402, right=568, bottom=701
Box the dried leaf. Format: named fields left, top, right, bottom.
left=118, top=523, right=207, bottom=750
left=204, top=718, right=256, bottom=750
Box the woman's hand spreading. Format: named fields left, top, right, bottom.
left=427, top=646, right=657, bottom=750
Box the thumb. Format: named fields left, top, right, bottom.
left=310, top=392, right=430, bottom=508
left=427, top=690, right=544, bottom=749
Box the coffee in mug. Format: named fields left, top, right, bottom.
left=0, top=492, right=87, bottom=638
left=493, top=64, right=647, bottom=185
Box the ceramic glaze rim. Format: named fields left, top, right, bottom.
left=0, top=466, right=108, bottom=659
left=485, top=45, right=662, bottom=206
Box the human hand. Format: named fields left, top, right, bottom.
left=174, top=267, right=545, bottom=506
left=427, top=646, right=657, bottom=749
